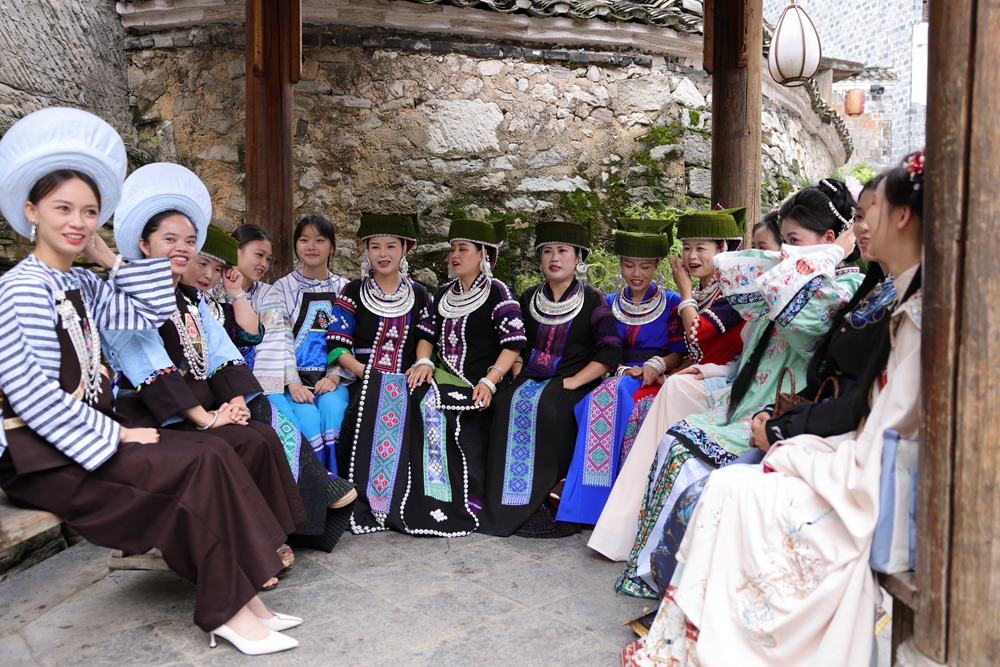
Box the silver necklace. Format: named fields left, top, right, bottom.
left=692, top=279, right=720, bottom=306
left=55, top=291, right=103, bottom=404
left=360, top=273, right=415, bottom=318
left=612, top=285, right=667, bottom=326
left=529, top=280, right=585, bottom=325
left=439, top=274, right=490, bottom=320
left=172, top=298, right=209, bottom=380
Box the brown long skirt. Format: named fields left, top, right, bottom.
left=0, top=429, right=286, bottom=632
left=171, top=420, right=307, bottom=535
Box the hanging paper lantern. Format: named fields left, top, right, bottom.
left=768, top=1, right=823, bottom=87
left=844, top=88, right=866, bottom=117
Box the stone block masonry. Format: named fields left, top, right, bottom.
left=115, top=24, right=842, bottom=288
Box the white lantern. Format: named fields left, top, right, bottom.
left=768, top=1, right=823, bottom=87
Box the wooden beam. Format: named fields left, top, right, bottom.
left=710, top=0, right=762, bottom=226
left=947, top=0, right=1000, bottom=661
left=245, top=0, right=296, bottom=279
left=917, top=1, right=971, bottom=661
left=702, top=0, right=714, bottom=74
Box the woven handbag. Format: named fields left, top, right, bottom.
left=772, top=367, right=841, bottom=418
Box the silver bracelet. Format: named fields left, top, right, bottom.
left=228, top=291, right=248, bottom=303
left=487, top=364, right=505, bottom=381
left=615, top=366, right=628, bottom=376
left=108, top=254, right=124, bottom=282
left=413, top=357, right=434, bottom=370
left=643, top=356, right=667, bottom=374
left=678, top=298, right=698, bottom=312
left=479, top=377, right=497, bottom=395
left=196, top=410, right=219, bottom=431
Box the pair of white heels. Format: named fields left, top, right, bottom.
left=209, top=612, right=303, bottom=655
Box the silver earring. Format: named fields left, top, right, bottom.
left=574, top=260, right=588, bottom=280
left=480, top=256, right=492, bottom=279
left=360, top=251, right=371, bottom=275
left=29, top=220, right=37, bottom=243
left=399, top=256, right=409, bottom=277
left=90, top=234, right=96, bottom=248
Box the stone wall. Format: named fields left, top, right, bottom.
left=123, top=24, right=844, bottom=287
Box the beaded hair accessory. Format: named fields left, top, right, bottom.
left=820, top=178, right=856, bottom=231
left=905, top=151, right=925, bottom=189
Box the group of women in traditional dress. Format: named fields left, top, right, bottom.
left=0, top=103, right=926, bottom=665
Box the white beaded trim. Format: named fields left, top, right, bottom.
left=397, top=381, right=479, bottom=537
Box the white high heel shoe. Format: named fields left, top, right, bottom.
left=258, top=612, right=303, bottom=632
left=209, top=624, right=299, bottom=655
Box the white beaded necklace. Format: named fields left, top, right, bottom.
left=360, top=272, right=415, bottom=318
left=54, top=291, right=103, bottom=404
left=529, top=280, right=584, bottom=326
left=172, top=297, right=209, bottom=380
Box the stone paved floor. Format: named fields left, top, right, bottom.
left=0, top=529, right=655, bottom=667
left=0, top=529, right=894, bottom=666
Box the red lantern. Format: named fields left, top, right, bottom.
left=844, top=89, right=866, bottom=117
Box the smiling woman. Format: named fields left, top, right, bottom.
left=0, top=107, right=299, bottom=656
left=476, top=221, right=623, bottom=538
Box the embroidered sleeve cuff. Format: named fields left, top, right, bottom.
left=715, top=250, right=779, bottom=297
left=135, top=366, right=179, bottom=392
left=756, top=244, right=843, bottom=319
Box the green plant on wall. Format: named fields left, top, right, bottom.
left=832, top=161, right=877, bottom=185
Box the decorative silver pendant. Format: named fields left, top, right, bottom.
left=611, top=286, right=667, bottom=326
left=439, top=274, right=490, bottom=320
left=56, top=290, right=103, bottom=404
left=360, top=275, right=415, bottom=318
left=172, top=299, right=209, bottom=380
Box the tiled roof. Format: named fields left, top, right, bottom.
left=846, top=67, right=899, bottom=82
left=402, top=0, right=703, bottom=32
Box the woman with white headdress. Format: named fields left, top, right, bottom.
left=101, top=163, right=307, bottom=583
left=0, top=108, right=301, bottom=655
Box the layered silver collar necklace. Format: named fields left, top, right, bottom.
left=529, top=279, right=584, bottom=326
left=612, top=284, right=667, bottom=326
left=439, top=273, right=490, bottom=320
left=692, top=279, right=720, bottom=308
left=360, top=272, right=415, bottom=318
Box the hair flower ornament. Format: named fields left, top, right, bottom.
left=905, top=151, right=925, bottom=188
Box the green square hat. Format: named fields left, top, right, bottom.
left=200, top=223, right=239, bottom=266
left=534, top=221, right=591, bottom=260
left=613, top=218, right=674, bottom=259
left=675, top=207, right=746, bottom=250
left=448, top=218, right=507, bottom=266
left=358, top=213, right=419, bottom=253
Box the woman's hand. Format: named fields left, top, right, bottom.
left=82, top=233, right=118, bottom=269
left=314, top=376, right=340, bottom=395
left=622, top=366, right=643, bottom=378
left=562, top=376, right=580, bottom=391
left=222, top=402, right=250, bottom=425
left=120, top=427, right=160, bottom=444
left=289, top=382, right=315, bottom=404
left=676, top=366, right=705, bottom=380
left=750, top=412, right=771, bottom=452
left=669, top=255, right=693, bottom=297
left=511, top=360, right=523, bottom=379
left=834, top=225, right=857, bottom=257
left=639, top=361, right=662, bottom=388
left=222, top=266, right=244, bottom=298
left=406, top=363, right=434, bottom=389
left=472, top=382, right=494, bottom=410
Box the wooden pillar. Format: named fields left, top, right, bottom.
left=245, top=0, right=299, bottom=279
left=939, top=0, right=1000, bottom=662
left=707, top=0, right=763, bottom=227
left=915, top=0, right=973, bottom=661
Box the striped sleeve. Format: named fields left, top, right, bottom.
left=0, top=279, right=120, bottom=470
left=77, top=257, right=175, bottom=331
